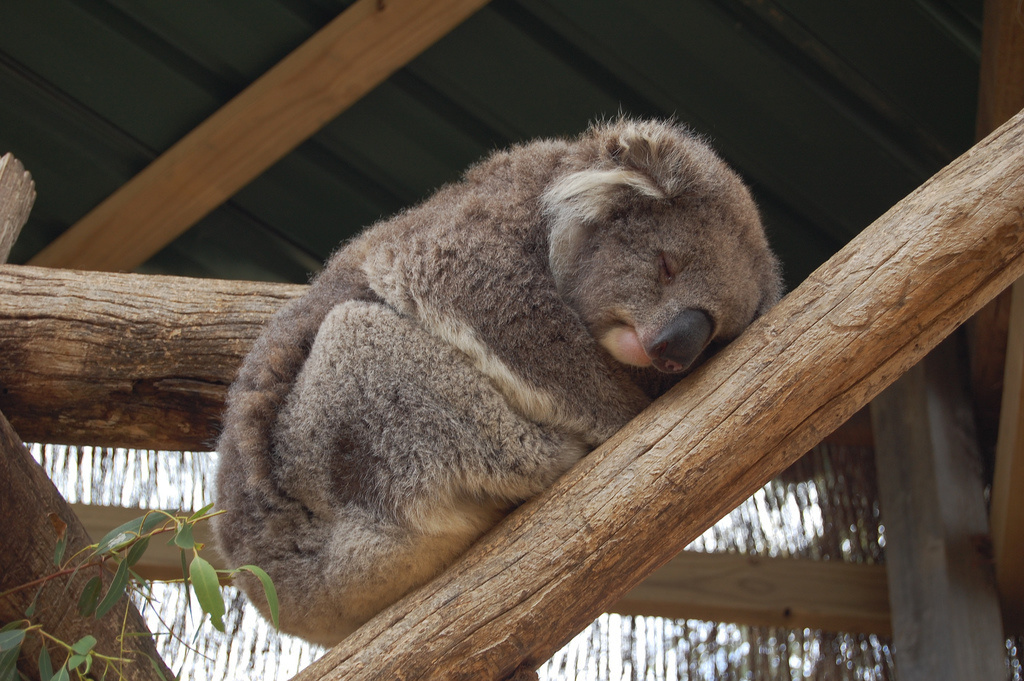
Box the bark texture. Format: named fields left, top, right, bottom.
left=0, top=266, right=304, bottom=450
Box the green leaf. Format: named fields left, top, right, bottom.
left=0, top=645, right=20, bottom=681
left=53, top=536, right=67, bottom=567
left=38, top=645, right=53, bottom=681
left=236, top=565, right=280, bottom=630
left=77, top=576, right=103, bottom=617
left=94, top=512, right=168, bottom=556
left=70, top=635, right=96, bottom=657
left=0, top=624, right=22, bottom=634
left=188, top=502, right=216, bottom=522
left=0, top=630, right=24, bottom=654
left=172, top=522, right=195, bottom=550
left=52, top=667, right=69, bottom=681
left=126, top=535, right=150, bottom=567
left=95, top=559, right=130, bottom=619
left=188, top=556, right=225, bottom=632
left=67, top=654, right=85, bottom=672
left=180, top=551, right=191, bottom=609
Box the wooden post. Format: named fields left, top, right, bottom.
left=0, top=153, right=35, bottom=262
left=280, top=110, right=1024, bottom=680
left=870, top=338, right=1005, bottom=680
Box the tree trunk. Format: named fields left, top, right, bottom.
left=0, top=389, right=175, bottom=680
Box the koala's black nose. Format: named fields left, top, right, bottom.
left=646, top=309, right=714, bottom=374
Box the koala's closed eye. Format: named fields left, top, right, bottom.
left=658, top=252, right=676, bottom=285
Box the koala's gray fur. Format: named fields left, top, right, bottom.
left=214, top=118, right=782, bottom=646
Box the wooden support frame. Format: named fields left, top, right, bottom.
left=27, top=0, right=491, bottom=273
left=1, top=106, right=1022, bottom=680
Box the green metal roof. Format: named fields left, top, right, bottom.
left=0, top=0, right=983, bottom=289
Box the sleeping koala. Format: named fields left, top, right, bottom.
left=214, top=118, right=782, bottom=646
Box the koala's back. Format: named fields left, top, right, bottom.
left=217, top=295, right=584, bottom=644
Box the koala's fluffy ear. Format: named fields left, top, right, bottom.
left=543, top=119, right=715, bottom=289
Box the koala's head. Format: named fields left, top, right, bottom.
left=542, top=118, right=782, bottom=375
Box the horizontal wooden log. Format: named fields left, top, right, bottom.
left=287, top=110, right=1024, bottom=679
left=71, top=503, right=889, bottom=635
left=0, top=266, right=872, bottom=453
left=614, top=551, right=890, bottom=636
left=0, top=266, right=304, bottom=450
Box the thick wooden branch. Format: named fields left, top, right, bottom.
left=285, top=110, right=1024, bottom=680
left=26, top=0, right=490, bottom=272
left=0, top=266, right=304, bottom=450
left=0, top=412, right=173, bottom=680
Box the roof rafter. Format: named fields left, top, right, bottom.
left=27, top=0, right=490, bottom=272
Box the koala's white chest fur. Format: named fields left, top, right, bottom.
left=214, top=118, right=782, bottom=647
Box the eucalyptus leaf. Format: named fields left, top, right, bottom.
left=0, top=646, right=20, bottom=681
left=95, top=559, right=130, bottom=619
left=53, top=536, right=67, bottom=566
left=188, top=502, right=216, bottom=522
left=0, top=629, right=24, bottom=653
left=52, top=667, right=70, bottom=681
left=236, top=565, right=280, bottom=630
left=70, top=635, right=96, bottom=656
left=78, top=576, right=102, bottom=617
left=95, top=512, right=169, bottom=556
left=188, top=556, right=225, bottom=632
left=126, top=535, right=150, bottom=567
left=172, top=523, right=195, bottom=550
left=38, top=645, right=53, bottom=681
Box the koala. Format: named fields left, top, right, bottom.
left=214, top=118, right=782, bottom=646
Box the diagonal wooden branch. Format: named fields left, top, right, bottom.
left=289, top=109, right=1024, bottom=680
left=0, top=413, right=175, bottom=680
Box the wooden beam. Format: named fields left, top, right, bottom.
left=71, top=504, right=890, bottom=635
left=991, top=277, right=1024, bottom=633
left=0, top=153, right=35, bottom=263
left=27, top=0, right=490, bottom=273
left=614, top=552, right=889, bottom=636
left=285, top=111, right=1024, bottom=680
left=0, top=265, right=305, bottom=450
left=870, top=337, right=1004, bottom=680
left=971, top=0, right=1024, bottom=636
left=0, top=265, right=869, bottom=453
left=968, top=0, right=1024, bottom=470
